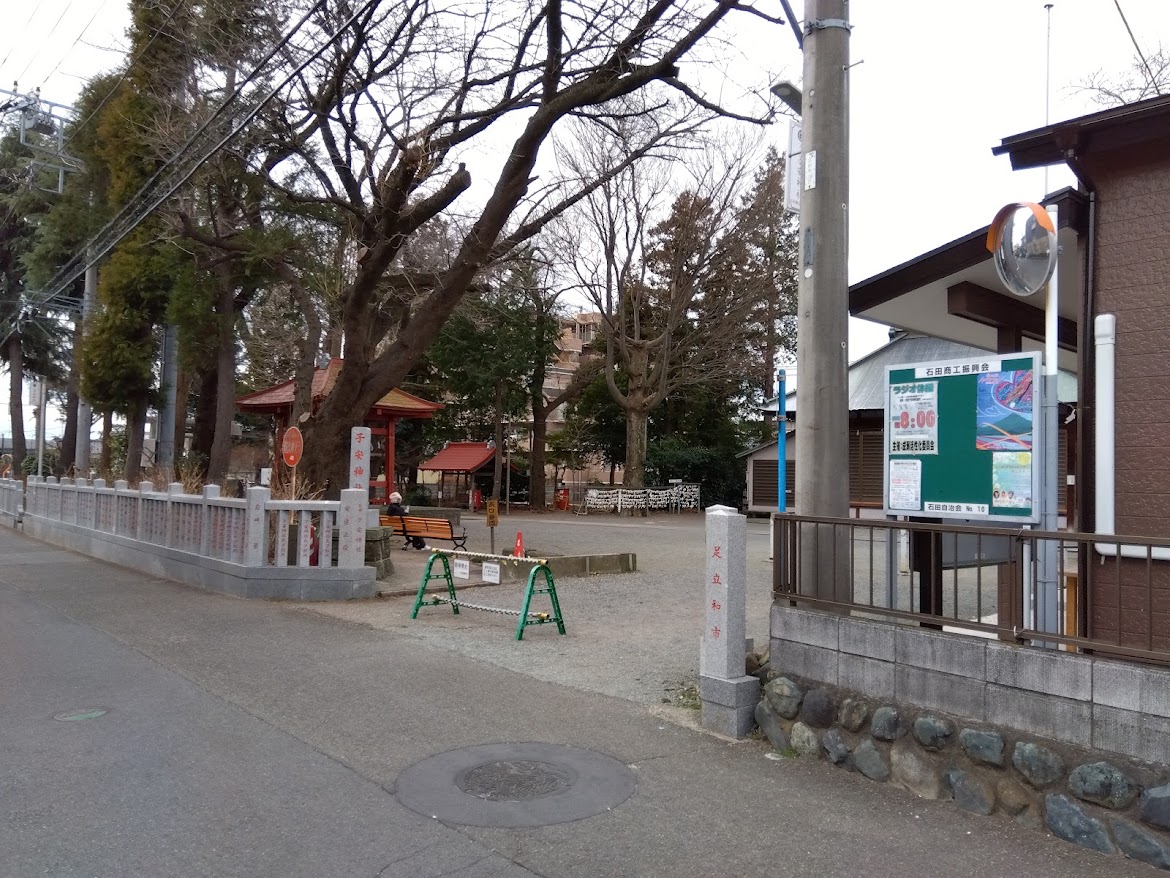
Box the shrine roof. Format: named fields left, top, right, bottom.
left=236, top=359, right=441, bottom=417
left=418, top=442, right=496, bottom=473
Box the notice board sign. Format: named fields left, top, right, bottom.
left=883, top=353, right=1041, bottom=524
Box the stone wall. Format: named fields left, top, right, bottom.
left=771, top=604, right=1170, bottom=764
left=765, top=604, right=1170, bottom=868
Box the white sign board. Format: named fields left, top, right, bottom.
left=453, top=557, right=470, bottom=580
left=349, top=427, right=371, bottom=491
left=783, top=119, right=802, bottom=213
left=482, top=562, right=500, bottom=584
left=888, top=459, right=922, bottom=511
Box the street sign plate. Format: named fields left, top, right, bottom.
left=282, top=427, right=304, bottom=467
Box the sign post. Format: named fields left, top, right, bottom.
left=281, top=427, right=304, bottom=498
left=485, top=498, right=499, bottom=554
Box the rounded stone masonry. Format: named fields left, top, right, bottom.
left=764, top=677, right=803, bottom=720
left=1141, top=783, right=1170, bottom=831
left=1045, top=794, right=1116, bottom=855
left=945, top=769, right=995, bottom=816
left=870, top=706, right=907, bottom=742
left=891, top=742, right=943, bottom=800
left=912, top=715, right=954, bottom=751
left=996, top=777, right=1033, bottom=817
left=1069, top=762, right=1140, bottom=810
left=1012, top=742, right=1065, bottom=789
left=852, top=739, right=889, bottom=782
left=838, top=697, right=869, bottom=733
left=801, top=688, right=836, bottom=729
left=1109, top=817, right=1170, bottom=870
left=791, top=722, right=820, bottom=757
left=958, top=728, right=1005, bottom=767
left=821, top=728, right=851, bottom=766
left=754, top=700, right=790, bottom=752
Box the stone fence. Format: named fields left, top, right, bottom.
left=16, top=476, right=375, bottom=600
left=0, top=476, right=21, bottom=520
left=764, top=603, right=1170, bottom=867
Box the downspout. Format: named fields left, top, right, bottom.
left=1094, top=313, right=1170, bottom=559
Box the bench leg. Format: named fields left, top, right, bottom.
left=453, top=534, right=466, bottom=550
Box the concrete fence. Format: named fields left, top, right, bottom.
left=771, top=603, right=1170, bottom=766
left=0, top=476, right=21, bottom=520
left=15, top=476, right=376, bottom=600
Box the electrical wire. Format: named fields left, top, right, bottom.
left=14, top=0, right=82, bottom=84
left=61, top=0, right=192, bottom=154
left=30, top=0, right=379, bottom=319
left=1113, top=0, right=1162, bottom=96
left=36, top=0, right=120, bottom=92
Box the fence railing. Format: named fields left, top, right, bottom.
left=583, top=484, right=701, bottom=513
left=0, top=476, right=22, bottom=519
left=773, top=513, right=1170, bottom=665
left=21, top=476, right=369, bottom=572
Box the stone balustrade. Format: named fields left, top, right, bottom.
left=16, top=476, right=375, bottom=600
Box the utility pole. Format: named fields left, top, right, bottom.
left=156, top=323, right=179, bottom=480
left=74, top=255, right=98, bottom=473
left=793, top=0, right=852, bottom=600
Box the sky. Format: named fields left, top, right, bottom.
left=1, top=0, right=1168, bottom=439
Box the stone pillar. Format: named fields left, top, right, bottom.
left=338, top=488, right=367, bottom=569
left=200, top=484, right=219, bottom=556
left=699, top=504, right=760, bottom=737
left=244, top=486, right=270, bottom=566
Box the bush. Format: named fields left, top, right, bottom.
left=646, top=436, right=745, bottom=509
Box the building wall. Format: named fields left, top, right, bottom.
left=1087, top=142, right=1170, bottom=649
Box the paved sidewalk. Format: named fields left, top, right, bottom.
left=0, top=523, right=1155, bottom=877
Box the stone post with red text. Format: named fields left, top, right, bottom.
left=700, top=504, right=759, bottom=737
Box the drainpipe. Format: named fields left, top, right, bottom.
left=1094, top=313, right=1170, bottom=559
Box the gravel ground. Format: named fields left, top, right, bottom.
left=302, top=510, right=778, bottom=706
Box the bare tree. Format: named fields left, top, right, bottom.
left=561, top=126, right=762, bottom=487
left=1079, top=45, right=1169, bottom=106
left=177, top=0, right=774, bottom=494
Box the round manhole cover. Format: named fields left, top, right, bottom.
left=53, top=708, right=108, bottom=722
left=458, top=760, right=575, bottom=801
left=395, top=743, right=635, bottom=827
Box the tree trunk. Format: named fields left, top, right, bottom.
left=207, top=283, right=237, bottom=482
left=174, top=369, right=190, bottom=461
left=530, top=413, right=547, bottom=512
left=191, top=366, right=217, bottom=464
left=492, top=382, right=504, bottom=501
left=100, top=411, right=113, bottom=473
left=7, top=334, right=26, bottom=465
left=124, top=398, right=147, bottom=481
left=623, top=407, right=648, bottom=488
left=59, top=386, right=78, bottom=476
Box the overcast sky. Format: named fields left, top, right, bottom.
left=2, top=0, right=1167, bottom=438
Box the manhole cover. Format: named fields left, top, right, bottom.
left=53, top=708, right=108, bottom=722
left=395, top=742, right=635, bottom=827
left=458, top=760, right=575, bottom=801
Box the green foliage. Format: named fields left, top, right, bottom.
left=646, top=435, right=744, bottom=508
left=21, top=447, right=60, bottom=477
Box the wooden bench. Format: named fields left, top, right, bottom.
left=380, top=514, right=467, bottom=550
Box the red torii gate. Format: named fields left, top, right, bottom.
left=236, top=359, right=442, bottom=500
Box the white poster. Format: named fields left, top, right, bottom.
left=888, top=459, right=922, bottom=511
left=482, top=562, right=500, bottom=584
left=453, top=558, right=470, bottom=580
left=889, top=381, right=939, bottom=455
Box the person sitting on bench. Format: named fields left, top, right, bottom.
left=386, top=492, right=426, bottom=549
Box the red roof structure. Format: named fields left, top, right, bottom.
left=235, top=359, right=442, bottom=499
left=236, top=359, right=442, bottom=418
left=418, top=442, right=496, bottom=473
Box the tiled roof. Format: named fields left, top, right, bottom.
left=418, top=442, right=496, bottom=473
left=237, top=359, right=441, bottom=416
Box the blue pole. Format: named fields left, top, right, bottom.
left=777, top=370, right=787, bottom=513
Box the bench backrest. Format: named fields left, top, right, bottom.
left=380, top=515, right=454, bottom=537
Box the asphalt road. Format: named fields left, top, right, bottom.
left=0, top=520, right=1156, bottom=877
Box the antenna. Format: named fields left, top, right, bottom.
left=1044, top=3, right=1054, bottom=195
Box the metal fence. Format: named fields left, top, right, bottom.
left=774, top=513, right=1170, bottom=665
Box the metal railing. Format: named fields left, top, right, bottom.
left=773, top=513, right=1170, bottom=665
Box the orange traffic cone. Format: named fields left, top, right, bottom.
left=514, top=531, right=525, bottom=558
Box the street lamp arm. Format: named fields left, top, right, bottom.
left=776, top=0, right=804, bottom=49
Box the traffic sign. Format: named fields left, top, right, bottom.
left=282, top=427, right=304, bottom=468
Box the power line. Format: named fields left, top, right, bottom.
left=1113, top=0, right=1162, bottom=96
left=61, top=0, right=192, bottom=154
left=14, top=0, right=82, bottom=84
left=9, top=0, right=380, bottom=346
left=36, top=0, right=120, bottom=92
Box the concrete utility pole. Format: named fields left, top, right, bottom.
left=74, top=256, right=98, bottom=473
left=793, top=0, right=851, bottom=600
